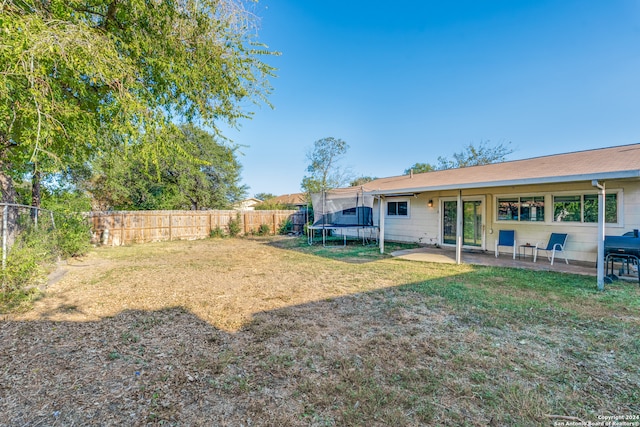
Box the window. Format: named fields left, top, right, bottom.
left=584, top=194, right=618, bottom=223
left=497, top=198, right=519, bottom=221
left=553, top=195, right=581, bottom=222
left=583, top=195, right=597, bottom=223
left=497, top=196, right=544, bottom=221
left=342, top=207, right=356, bottom=215
left=553, top=193, right=617, bottom=223
left=387, top=201, right=408, bottom=216
left=520, top=196, right=545, bottom=221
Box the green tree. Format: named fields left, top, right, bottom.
left=404, top=141, right=514, bottom=174
left=403, top=163, right=436, bottom=175
left=254, top=201, right=295, bottom=210
left=301, top=137, right=351, bottom=194
left=0, top=0, right=276, bottom=206
left=350, top=176, right=377, bottom=187
left=255, top=193, right=277, bottom=201
left=87, top=125, right=246, bottom=210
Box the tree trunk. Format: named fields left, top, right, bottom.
left=0, top=171, right=16, bottom=205
left=0, top=168, right=18, bottom=249
left=31, top=168, right=41, bottom=221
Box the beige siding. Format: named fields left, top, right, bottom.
left=378, top=194, right=440, bottom=244
left=375, top=180, right=640, bottom=263
left=623, top=182, right=640, bottom=230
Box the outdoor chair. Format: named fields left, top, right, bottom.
left=495, top=229, right=516, bottom=259
left=534, top=233, right=568, bottom=265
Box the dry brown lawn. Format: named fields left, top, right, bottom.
left=1, top=236, right=638, bottom=426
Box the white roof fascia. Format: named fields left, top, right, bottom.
left=375, top=193, right=418, bottom=198
left=367, top=170, right=640, bottom=196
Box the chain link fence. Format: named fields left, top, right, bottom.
left=0, top=203, right=56, bottom=270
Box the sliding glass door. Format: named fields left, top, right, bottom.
left=442, top=199, right=484, bottom=247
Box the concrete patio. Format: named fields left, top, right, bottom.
left=390, top=245, right=597, bottom=276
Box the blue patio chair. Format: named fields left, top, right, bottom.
left=534, top=233, right=568, bottom=265
left=495, top=230, right=516, bottom=259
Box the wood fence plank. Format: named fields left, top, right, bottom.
left=88, top=210, right=302, bottom=245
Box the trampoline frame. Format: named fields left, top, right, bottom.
left=307, top=223, right=379, bottom=247
left=308, top=188, right=378, bottom=247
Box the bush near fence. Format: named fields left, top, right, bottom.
left=89, top=210, right=306, bottom=246
left=1, top=204, right=91, bottom=308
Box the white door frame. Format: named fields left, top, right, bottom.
left=439, top=195, right=486, bottom=251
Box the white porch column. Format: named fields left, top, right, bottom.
left=593, top=180, right=605, bottom=291
left=379, top=196, right=385, bottom=254
left=456, top=191, right=462, bottom=264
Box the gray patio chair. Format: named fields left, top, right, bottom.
left=534, top=233, right=568, bottom=265
left=495, top=229, right=516, bottom=259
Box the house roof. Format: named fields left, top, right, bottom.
left=234, top=198, right=263, bottom=209
left=361, top=143, right=640, bottom=195
left=239, top=198, right=262, bottom=204
left=270, top=193, right=307, bottom=206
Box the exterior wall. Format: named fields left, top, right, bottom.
left=374, top=179, right=640, bottom=263
left=624, top=181, right=640, bottom=232
left=373, top=194, right=439, bottom=244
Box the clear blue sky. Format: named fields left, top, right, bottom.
left=221, top=0, right=640, bottom=197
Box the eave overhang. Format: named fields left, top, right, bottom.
left=367, top=170, right=640, bottom=196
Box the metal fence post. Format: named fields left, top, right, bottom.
left=2, top=204, right=7, bottom=270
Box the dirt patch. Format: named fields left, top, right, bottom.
left=14, top=238, right=391, bottom=330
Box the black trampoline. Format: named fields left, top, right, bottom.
left=307, top=188, right=378, bottom=246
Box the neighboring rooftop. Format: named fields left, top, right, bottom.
left=269, top=193, right=307, bottom=206
left=233, top=198, right=263, bottom=210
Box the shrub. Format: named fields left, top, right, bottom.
left=278, top=219, right=293, bottom=235
left=258, top=224, right=271, bottom=236
left=53, top=212, right=91, bottom=258
left=254, top=201, right=296, bottom=210
left=0, top=208, right=91, bottom=312
left=0, top=225, right=53, bottom=312
left=227, top=215, right=242, bottom=237
left=1, top=228, right=51, bottom=292
left=210, top=226, right=226, bottom=238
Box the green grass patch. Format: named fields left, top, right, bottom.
left=0, top=287, right=42, bottom=313
left=270, top=236, right=419, bottom=263
left=5, top=237, right=638, bottom=425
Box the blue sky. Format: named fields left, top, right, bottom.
left=222, top=0, right=640, bottom=197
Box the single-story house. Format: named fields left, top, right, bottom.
left=234, top=198, right=263, bottom=211
left=270, top=193, right=307, bottom=210
left=352, top=143, right=640, bottom=264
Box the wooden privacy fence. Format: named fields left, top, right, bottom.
left=89, top=210, right=306, bottom=246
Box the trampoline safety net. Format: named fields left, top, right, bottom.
left=311, top=188, right=374, bottom=227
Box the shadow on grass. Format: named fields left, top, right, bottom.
left=2, top=269, right=639, bottom=426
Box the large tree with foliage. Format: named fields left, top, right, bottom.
left=301, top=137, right=352, bottom=194
left=403, top=162, right=436, bottom=175
left=350, top=176, right=377, bottom=187
left=0, top=0, right=276, bottom=207
left=87, top=125, right=246, bottom=210
left=404, top=141, right=514, bottom=174
left=254, top=193, right=276, bottom=201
